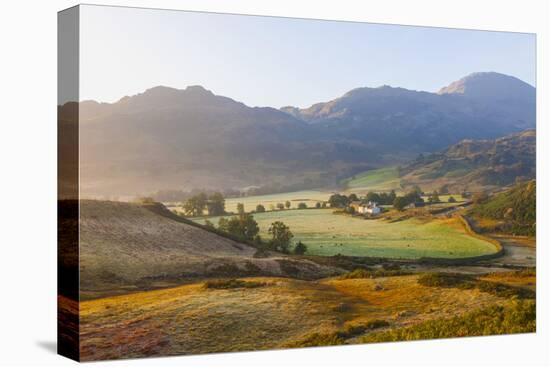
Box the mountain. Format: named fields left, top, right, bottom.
left=281, top=72, right=535, bottom=150
left=77, top=85, right=391, bottom=197
left=438, top=72, right=536, bottom=131
left=399, top=129, right=536, bottom=192
left=61, top=72, right=535, bottom=197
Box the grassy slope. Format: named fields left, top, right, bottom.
left=76, top=271, right=533, bottom=360
left=469, top=180, right=536, bottom=236
left=196, top=209, right=498, bottom=259
left=78, top=200, right=338, bottom=298
left=398, top=130, right=535, bottom=193
left=341, top=166, right=401, bottom=192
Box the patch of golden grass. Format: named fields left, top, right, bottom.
left=480, top=270, right=536, bottom=291
left=323, top=274, right=505, bottom=327
left=79, top=277, right=359, bottom=360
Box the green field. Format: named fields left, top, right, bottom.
left=183, top=190, right=331, bottom=214
left=342, top=167, right=401, bottom=192
left=194, top=209, right=498, bottom=259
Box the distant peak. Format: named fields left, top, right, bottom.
left=438, top=72, right=534, bottom=96
left=184, top=85, right=214, bottom=96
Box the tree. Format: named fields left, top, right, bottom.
left=321, top=202, right=327, bottom=208
left=183, top=192, right=208, bottom=216
left=206, top=192, right=225, bottom=216
left=404, top=189, right=422, bottom=204
left=315, top=202, right=321, bottom=209
left=277, top=203, right=285, bottom=210
left=221, top=213, right=259, bottom=241
left=285, top=200, right=291, bottom=209
left=366, top=192, right=381, bottom=203
left=236, top=202, right=245, bottom=215
left=328, top=194, right=349, bottom=208
left=388, top=190, right=397, bottom=203
left=393, top=196, right=408, bottom=211
left=411, top=185, right=423, bottom=195
left=448, top=196, right=457, bottom=203
left=348, top=193, right=359, bottom=202
left=204, top=219, right=215, bottom=229
left=298, top=202, right=307, bottom=209
left=268, top=221, right=294, bottom=253
left=242, top=214, right=260, bottom=240
left=428, top=191, right=440, bottom=204
left=217, top=217, right=229, bottom=232
left=255, top=204, right=266, bottom=213
left=293, top=241, right=307, bottom=255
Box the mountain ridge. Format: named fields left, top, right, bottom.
left=60, top=71, right=535, bottom=197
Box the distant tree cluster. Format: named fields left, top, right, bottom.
left=328, top=193, right=351, bottom=208
left=365, top=190, right=396, bottom=205
left=255, top=204, right=266, bottom=213
left=393, top=189, right=424, bottom=211
left=182, top=192, right=225, bottom=216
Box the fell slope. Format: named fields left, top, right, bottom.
left=469, top=180, right=536, bottom=236
left=399, top=130, right=535, bottom=192
left=77, top=200, right=339, bottom=297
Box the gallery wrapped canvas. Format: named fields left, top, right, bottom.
left=58, top=4, right=536, bottom=362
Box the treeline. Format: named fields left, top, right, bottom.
left=328, top=189, right=421, bottom=212
left=151, top=188, right=242, bottom=203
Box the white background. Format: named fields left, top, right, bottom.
left=0, top=0, right=548, bottom=366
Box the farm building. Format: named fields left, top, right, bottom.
left=350, top=201, right=381, bottom=215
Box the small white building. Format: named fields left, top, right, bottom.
left=350, top=201, right=381, bottom=215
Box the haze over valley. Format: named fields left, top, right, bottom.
left=67, top=71, right=535, bottom=198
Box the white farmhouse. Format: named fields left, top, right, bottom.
left=350, top=201, right=381, bottom=215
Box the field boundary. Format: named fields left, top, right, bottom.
left=416, top=215, right=504, bottom=265
left=145, top=202, right=505, bottom=267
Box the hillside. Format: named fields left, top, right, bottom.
left=469, top=180, right=536, bottom=236
left=398, top=130, right=535, bottom=192
left=75, top=200, right=339, bottom=298
left=60, top=72, right=535, bottom=197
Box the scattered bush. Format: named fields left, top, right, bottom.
left=339, top=268, right=412, bottom=280
left=361, top=300, right=535, bottom=342
left=203, top=279, right=267, bottom=290
left=418, top=273, right=535, bottom=299
left=288, top=319, right=390, bottom=347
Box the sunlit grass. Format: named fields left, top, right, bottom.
left=196, top=209, right=498, bottom=259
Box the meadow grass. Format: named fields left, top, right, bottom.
left=196, top=209, right=498, bottom=259
left=77, top=272, right=520, bottom=359
left=360, top=300, right=535, bottom=343
left=342, top=167, right=401, bottom=192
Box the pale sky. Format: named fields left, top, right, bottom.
left=79, top=4, right=536, bottom=108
